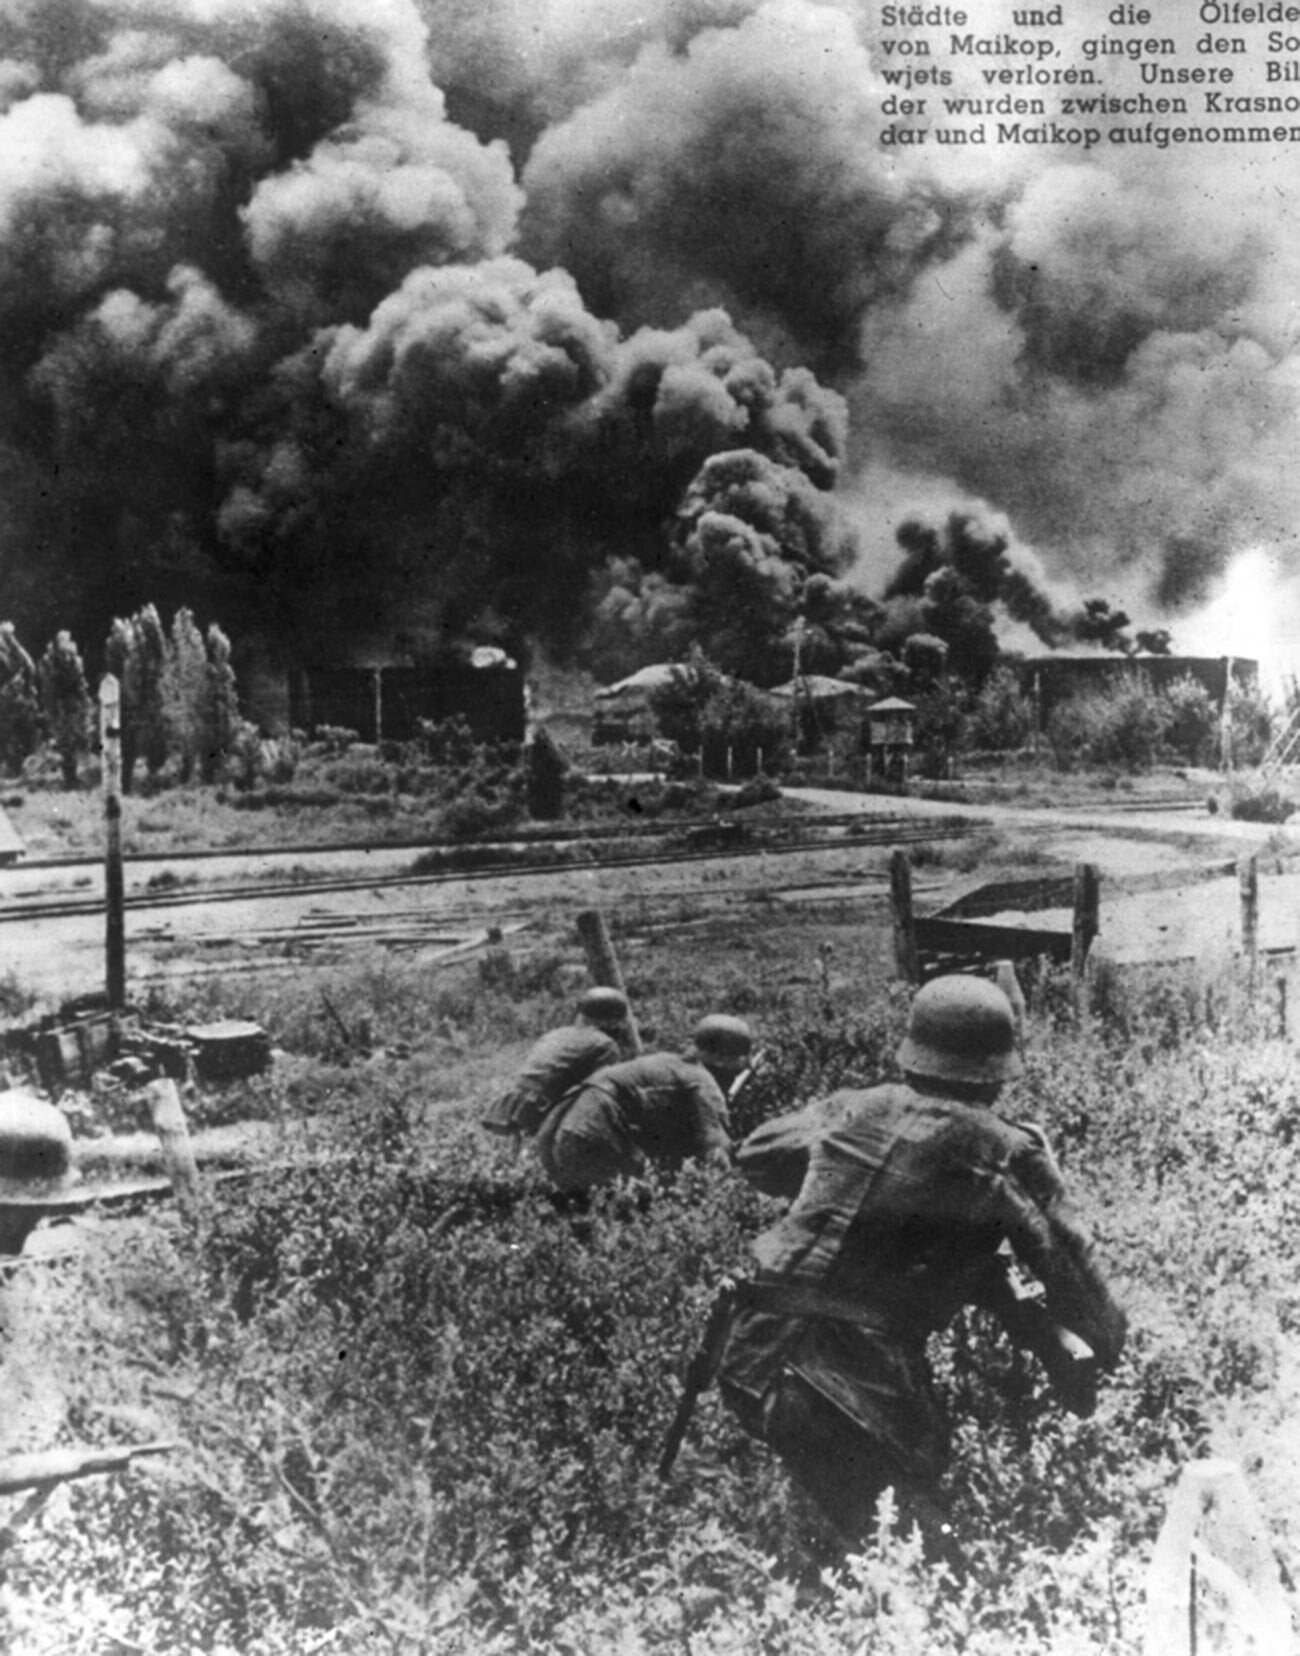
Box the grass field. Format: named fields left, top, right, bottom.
left=0, top=873, right=1296, bottom=1652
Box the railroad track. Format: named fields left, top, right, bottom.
left=0, top=815, right=973, bottom=927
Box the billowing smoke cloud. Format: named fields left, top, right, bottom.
left=216, top=256, right=850, bottom=667
left=517, top=0, right=960, bottom=371
left=0, top=0, right=1294, bottom=681
left=0, top=0, right=864, bottom=676
left=854, top=157, right=1300, bottom=620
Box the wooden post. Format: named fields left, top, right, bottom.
left=1071, top=863, right=1100, bottom=980
left=890, top=850, right=919, bottom=983
left=1070, top=862, right=1100, bottom=1022
left=99, top=674, right=126, bottom=1012
left=575, top=909, right=644, bottom=1053
left=372, top=668, right=383, bottom=745
left=992, top=960, right=1027, bottom=1044
left=144, top=1078, right=204, bottom=1224
left=1239, top=855, right=1259, bottom=988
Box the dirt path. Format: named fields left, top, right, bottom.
left=783, top=786, right=1293, bottom=878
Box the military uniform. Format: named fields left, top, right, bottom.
left=535, top=1052, right=732, bottom=1192
left=720, top=1077, right=1127, bottom=1543
left=481, top=1025, right=622, bottom=1139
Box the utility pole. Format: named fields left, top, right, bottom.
left=790, top=614, right=808, bottom=754
left=100, top=674, right=125, bottom=1011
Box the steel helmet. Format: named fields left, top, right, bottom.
left=577, top=987, right=631, bottom=1031
left=896, top=975, right=1022, bottom=1088
left=0, top=1088, right=78, bottom=1204
left=691, top=1014, right=754, bottom=1070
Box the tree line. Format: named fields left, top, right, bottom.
left=0, top=606, right=239, bottom=790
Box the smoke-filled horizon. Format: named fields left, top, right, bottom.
left=0, top=0, right=1295, bottom=675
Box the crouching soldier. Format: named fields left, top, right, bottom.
left=0, top=1087, right=79, bottom=1256
left=480, top=987, right=632, bottom=1147
left=711, top=975, right=1126, bottom=1556
left=534, top=1014, right=753, bottom=1193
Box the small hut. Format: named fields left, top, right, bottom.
left=866, top=696, right=916, bottom=782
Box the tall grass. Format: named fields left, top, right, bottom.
left=1, top=951, right=1297, bottom=1651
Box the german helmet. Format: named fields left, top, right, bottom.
left=896, top=975, right=1022, bottom=1087
left=691, top=1014, right=754, bottom=1069
left=0, top=1089, right=79, bottom=1204
left=577, top=987, right=631, bottom=1030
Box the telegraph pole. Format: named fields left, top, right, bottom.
left=790, top=614, right=808, bottom=751
left=100, top=674, right=125, bottom=1011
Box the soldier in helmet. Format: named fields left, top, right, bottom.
left=713, top=974, right=1126, bottom=1555
left=0, top=1088, right=79, bottom=1256
left=481, top=987, right=633, bottom=1146
left=534, top=1014, right=753, bottom=1193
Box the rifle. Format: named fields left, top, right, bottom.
left=658, top=1279, right=741, bottom=1479
left=0, top=1441, right=177, bottom=1496
left=987, top=1244, right=1099, bottom=1418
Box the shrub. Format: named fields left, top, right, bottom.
left=228, top=721, right=300, bottom=792
left=731, top=776, right=782, bottom=808
left=1162, top=673, right=1219, bottom=767
left=1047, top=674, right=1171, bottom=771
left=307, top=724, right=360, bottom=756
left=318, top=754, right=392, bottom=795
left=1228, top=784, right=1294, bottom=824
left=414, top=714, right=479, bottom=767
left=969, top=665, right=1036, bottom=753
left=1225, top=678, right=1276, bottom=768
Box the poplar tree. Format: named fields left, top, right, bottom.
left=37, top=631, right=91, bottom=788
left=0, top=623, right=40, bottom=776
left=163, top=607, right=208, bottom=783
left=202, top=623, right=240, bottom=783
left=132, top=604, right=169, bottom=780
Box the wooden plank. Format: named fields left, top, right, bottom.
left=938, top=874, right=1076, bottom=919
left=915, top=916, right=1073, bottom=963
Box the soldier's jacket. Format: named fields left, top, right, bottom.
left=534, top=1051, right=731, bottom=1184
left=736, top=1092, right=862, bottom=1199
left=480, top=1025, right=621, bottom=1137
left=720, top=1081, right=1126, bottom=1483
